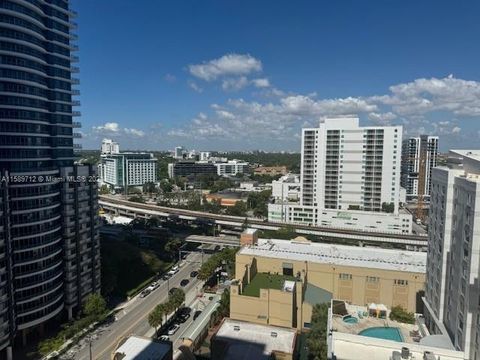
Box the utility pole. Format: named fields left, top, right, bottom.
left=89, top=336, right=93, bottom=360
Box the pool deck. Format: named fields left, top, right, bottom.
left=332, top=312, right=419, bottom=344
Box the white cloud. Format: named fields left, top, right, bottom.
left=280, top=95, right=377, bottom=116
left=93, top=122, right=120, bottom=132
left=189, top=53, right=262, bottom=81
left=92, top=122, right=145, bottom=138
left=372, top=75, right=480, bottom=116
left=124, top=128, right=145, bottom=137
left=252, top=78, right=270, bottom=88
left=188, top=81, right=203, bottom=93
left=216, top=110, right=235, bottom=119
left=452, top=126, right=461, bottom=134
left=222, top=76, right=249, bottom=91
left=368, top=112, right=397, bottom=123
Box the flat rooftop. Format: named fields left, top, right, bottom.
left=239, top=239, right=426, bottom=273
left=214, top=318, right=296, bottom=359
left=450, top=149, right=480, bottom=161
left=113, top=335, right=170, bottom=360
left=243, top=273, right=296, bottom=297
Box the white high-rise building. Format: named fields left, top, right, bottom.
left=424, top=150, right=480, bottom=360
left=401, top=135, right=439, bottom=200
left=101, top=138, right=120, bottom=155
left=268, top=117, right=412, bottom=234
left=301, top=117, right=402, bottom=212
left=99, top=153, right=157, bottom=188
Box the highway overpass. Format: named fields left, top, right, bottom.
left=185, top=235, right=240, bottom=246
left=99, top=196, right=428, bottom=248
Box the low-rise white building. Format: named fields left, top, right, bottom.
left=215, top=160, right=249, bottom=177
left=271, top=174, right=301, bottom=202
left=200, top=151, right=211, bottom=161
left=268, top=204, right=412, bottom=234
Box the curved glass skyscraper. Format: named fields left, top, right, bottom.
left=0, top=0, right=100, bottom=355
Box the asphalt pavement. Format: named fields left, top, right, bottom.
left=67, top=251, right=206, bottom=360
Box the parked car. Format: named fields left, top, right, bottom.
left=177, top=312, right=190, bottom=323
left=159, top=335, right=170, bottom=342
left=180, top=279, right=189, bottom=287
left=140, top=289, right=150, bottom=298
left=167, top=324, right=180, bottom=335
left=193, top=310, right=202, bottom=321
left=179, top=307, right=191, bottom=315
left=190, top=271, right=198, bottom=278
left=162, top=274, right=170, bottom=281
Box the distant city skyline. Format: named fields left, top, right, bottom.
left=73, top=0, right=480, bottom=151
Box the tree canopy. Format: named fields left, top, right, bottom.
left=83, top=293, right=107, bottom=319
left=198, top=247, right=237, bottom=281
left=306, top=303, right=329, bottom=360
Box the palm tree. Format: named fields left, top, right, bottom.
left=169, top=288, right=185, bottom=312
left=156, top=303, right=167, bottom=326
left=148, top=306, right=163, bottom=337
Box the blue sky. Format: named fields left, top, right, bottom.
left=73, top=0, right=480, bottom=151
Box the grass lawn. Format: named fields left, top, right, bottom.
left=243, top=273, right=296, bottom=297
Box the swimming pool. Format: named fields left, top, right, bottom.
left=343, top=315, right=359, bottom=324
left=358, top=327, right=403, bottom=342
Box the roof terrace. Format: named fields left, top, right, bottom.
left=242, top=273, right=296, bottom=297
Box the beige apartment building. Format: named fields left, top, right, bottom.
left=230, top=237, right=426, bottom=330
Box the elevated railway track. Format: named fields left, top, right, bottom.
left=99, top=195, right=428, bottom=248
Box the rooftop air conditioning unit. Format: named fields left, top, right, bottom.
left=401, top=347, right=410, bottom=359
left=423, top=352, right=436, bottom=360
left=271, top=332, right=278, bottom=338
left=391, top=351, right=402, bottom=360
left=233, top=325, right=240, bottom=331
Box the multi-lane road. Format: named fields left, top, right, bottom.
left=66, top=251, right=206, bottom=360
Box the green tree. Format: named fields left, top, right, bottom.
left=169, top=288, right=185, bottom=311
left=165, top=238, right=182, bottom=256
left=198, top=248, right=237, bottom=281
left=218, top=289, right=230, bottom=317
left=225, top=201, right=247, bottom=216
left=381, top=202, right=395, bottom=213
left=99, top=184, right=110, bottom=195
left=146, top=216, right=161, bottom=228
left=306, top=302, right=329, bottom=360
left=128, top=195, right=145, bottom=203
left=148, top=306, right=163, bottom=336
left=204, top=197, right=222, bottom=214
left=389, top=305, right=415, bottom=324
left=83, top=293, right=107, bottom=319
left=128, top=186, right=142, bottom=195
left=159, top=180, right=173, bottom=193
left=162, top=300, right=174, bottom=322
left=143, top=181, right=156, bottom=194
